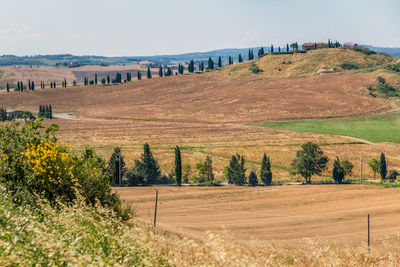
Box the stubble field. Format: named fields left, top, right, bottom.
left=117, top=185, right=400, bottom=247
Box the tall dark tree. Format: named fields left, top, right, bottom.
left=28, top=80, right=31, bottom=90
left=199, top=61, right=204, bottom=71
left=270, top=44, right=274, bottom=53
left=248, top=171, right=258, bottom=186
left=208, top=57, right=214, bottom=70
left=332, top=157, right=344, bottom=183
left=291, top=142, right=328, bottom=183
left=218, top=56, right=222, bottom=68
left=137, top=71, right=142, bottom=80
left=174, top=146, right=182, bottom=186
left=380, top=152, right=387, bottom=180
left=286, top=43, right=289, bottom=52
left=95, top=73, right=98, bottom=84
left=147, top=67, right=152, bottom=79
left=188, top=60, right=194, bottom=73
left=258, top=47, right=265, bottom=58
left=260, top=153, right=272, bottom=185
left=226, top=154, right=246, bottom=185
left=238, top=54, right=243, bottom=63
left=159, top=66, right=163, bottom=77
left=31, top=81, right=35, bottom=91
left=6, top=83, right=9, bottom=92
left=228, top=56, right=233, bottom=65
left=49, top=105, right=52, bottom=119
left=135, top=143, right=161, bottom=185
left=108, top=147, right=127, bottom=186
left=20, top=81, right=24, bottom=91
left=248, top=49, right=254, bottom=60
left=126, top=72, right=131, bottom=82
left=17, top=81, right=20, bottom=91
left=107, top=75, right=110, bottom=84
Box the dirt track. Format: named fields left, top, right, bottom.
left=118, top=185, right=400, bottom=247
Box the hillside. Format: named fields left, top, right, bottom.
left=223, top=48, right=395, bottom=78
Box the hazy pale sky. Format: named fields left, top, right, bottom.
left=1, top=0, right=399, bottom=56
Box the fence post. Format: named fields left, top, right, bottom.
left=154, top=189, right=158, bottom=230
left=368, top=213, right=370, bottom=253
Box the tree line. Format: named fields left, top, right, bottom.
left=107, top=141, right=397, bottom=187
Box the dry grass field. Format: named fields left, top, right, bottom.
left=0, top=64, right=154, bottom=87
left=0, top=71, right=398, bottom=181
left=118, top=185, right=400, bottom=247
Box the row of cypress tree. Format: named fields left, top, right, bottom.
left=38, top=104, right=53, bottom=119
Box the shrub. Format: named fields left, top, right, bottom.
left=388, top=170, right=399, bottom=181
left=341, top=63, right=360, bottom=70
left=101, top=78, right=106, bottom=84
left=0, top=120, right=128, bottom=218
left=249, top=63, right=263, bottom=74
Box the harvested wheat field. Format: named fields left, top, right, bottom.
left=118, top=185, right=400, bottom=248
left=0, top=72, right=398, bottom=181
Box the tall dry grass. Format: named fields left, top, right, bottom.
left=2, top=183, right=400, bottom=266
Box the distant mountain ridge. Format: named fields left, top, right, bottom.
left=0, top=45, right=398, bottom=66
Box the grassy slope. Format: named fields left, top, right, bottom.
left=223, top=48, right=395, bottom=78
left=255, top=111, right=400, bottom=143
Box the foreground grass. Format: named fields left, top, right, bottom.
left=3, top=186, right=400, bottom=266
left=255, top=111, right=400, bottom=143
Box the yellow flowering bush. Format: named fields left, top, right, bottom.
left=24, top=140, right=76, bottom=202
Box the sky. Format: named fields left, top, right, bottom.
left=0, top=0, right=399, bottom=56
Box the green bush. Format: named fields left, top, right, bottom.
left=249, top=63, right=263, bottom=74
left=0, top=120, right=128, bottom=219
left=341, top=63, right=360, bottom=70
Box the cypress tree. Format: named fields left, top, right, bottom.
left=208, top=57, right=214, bottom=69
left=64, top=78, right=67, bottom=87
left=238, top=54, right=243, bottom=63
left=53, top=81, right=56, bottom=88
left=226, top=154, right=246, bottom=185
left=260, top=153, right=272, bottom=185
left=380, top=152, right=387, bottom=180
left=6, top=83, right=9, bottom=92
left=147, top=67, right=152, bottom=79
left=286, top=43, right=289, bottom=52
left=332, top=157, right=345, bottom=183
left=248, top=171, right=258, bottom=186
left=107, top=75, right=110, bottom=84
left=159, top=66, right=163, bottom=77
left=20, top=81, right=23, bottom=91
left=136, top=143, right=161, bottom=185
left=228, top=56, right=233, bottom=65
left=108, top=147, right=127, bottom=186
left=270, top=45, right=274, bottom=53
left=137, top=71, right=142, bottom=80
left=174, top=146, right=182, bottom=186
left=199, top=61, right=204, bottom=71
left=278, top=47, right=281, bottom=52
left=95, top=74, right=98, bottom=84
left=218, top=56, right=222, bottom=68
left=178, top=63, right=182, bottom=74
left=28, top=80, right=31, bottom=90
left=126, top=72, right=131, bottom=82
left=31, top=81, right=35, bottom=91
left=17, top=81, right=20, bottom=91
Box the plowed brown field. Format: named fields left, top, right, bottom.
left=118, top=185, right=400, bottom=247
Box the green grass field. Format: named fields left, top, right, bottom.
left=254, top=111, right=400, bottom=143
